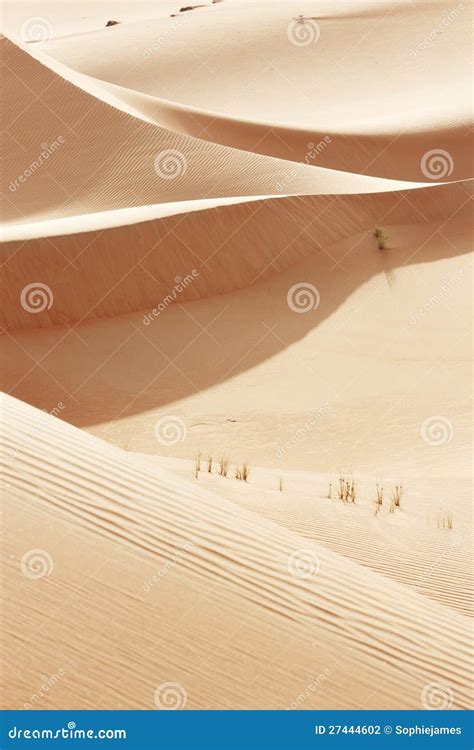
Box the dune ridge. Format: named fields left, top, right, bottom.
left=1, top=394, right=472, bottom=710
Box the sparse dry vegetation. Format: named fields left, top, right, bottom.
left=374, top=226, right=387, bottom=250
left=218, top=455, right=230, bottom=477
left=338, top=476, right=356, bottom=503
left=194, top=452, right=202, bottom=479
left=390, top=483, right=404, bottom=513
left=207, top=454, right=213, bottom=473
left=327, top=480, right=332, bottom=499
left=374, top=482, right=384, bottom=516
left=235, top=463, right=250, bottom=481
left=437, top=511, right=454, bottom=529
left=279, top=475, right=284, bottom=492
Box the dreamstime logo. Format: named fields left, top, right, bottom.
left=275, top=137, right=332, bottom=193
left=24, top=668, right=66, bottom=709
left=420, top=416, right=453, bottom=446
left=20, top=549, right=53, bottom=580
left=154, top=149, right=187, bottom=180
left=420, top=149, right=454, bottom=180
left=143, top=535, right=199, bottom=592
left=20, top=283, right=53, bottom=314
left=409, top=267, right=465, bottom=325
left=154, top=416, right=187, bottom=446
left=287, top=17, right=320, bottom=47
left=421, top=681, right=454, bottom=709
left=9, top=137, right=65, bottom=193
left=287, top=282, right=320, bottom=313
left=409, top=2, right=465, bottom=59
left=154, top=682, right=187, bottom=710
left=143, top=270, right=199, bottom=325
left=287, top=550, right=320, bottom=579
left=21, top=16, right=53, bottom=45
left=276, top=402, right=331, bottom=459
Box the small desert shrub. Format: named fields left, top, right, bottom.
left=279, top=475, right=284, bottom=492
left=374, top=483, right=384, bottom=516
left=338, top=476, right=356, bottom=503
left=390, top=483, right=404, bottom=513
left=194, top=452, right=202, bottom=479
left=207, top=454, right=213, bottom=473
left=235, top=463, right=249, bottom=481
left=437, top=511, right=454, bottom=529
left=374, top=227, right=387, bottom=250
left=218, top=456, right=230, bottom=477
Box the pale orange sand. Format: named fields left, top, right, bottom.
left=1, top=395, right=472, bottom=709
left=1, top=0, right=472, bottom=712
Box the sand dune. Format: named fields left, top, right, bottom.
left=1, top=0, right=472, bottom=716
left=2, top=394, right=472, bottom=709
left=2, top=33, right=431, bottom=237
left=40, top=0, right=473, bottom=180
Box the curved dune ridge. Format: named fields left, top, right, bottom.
left=38, top=0, right=474, bottom=180
left=1, top=0, right=472, bottom=715
left=1, top=394, right=472, bottom=710
left=0, top=33, right=432, bottom=234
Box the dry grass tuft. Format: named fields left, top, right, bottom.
left=437, top=511, right=454, bottom=529
left=390, top=483, right=404, bottom=513
left=374, top=226, right=388, bottom=250
left=235, top=463, right=250, bottom=482
left=279, top=475, right=285, bottom=492
left=338, top=476, right=356, bottom=503
left=374, top=482, right=384, bottom=516
left=207, top=454, right=213, bottom=473
left=194, top=452, right=202, bottom=479
left=218, top=456, right=230, bottom=477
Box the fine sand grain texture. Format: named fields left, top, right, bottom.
left=1, top=0, right=472, bottom=714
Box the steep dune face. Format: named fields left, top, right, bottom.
left=1, top=32, right=425, bottom=235
left=1, top=394, right=472, bottom=710
left=0, top=0, right=472, bottom=716
left=1, top=181, right=471, bottom=330
left=2, top=219, right=471, bottom=478
left=40, top=0, right=473, bottom=180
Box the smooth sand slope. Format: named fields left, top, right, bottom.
left=39, top=0, right=473, bottom=181
left=1, top=0, right=472, bottom=714
left=2, top=220, right=471, bottom=475
left=1, top=394, right=472, bottom=710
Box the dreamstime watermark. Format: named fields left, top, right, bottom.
left=408, top=535, right=463, bottom=593
left=409, top=2, right=465, bottom=58
left=24, top=668, right=66, bottom=709
left=9, top=138, right=65, bottom=192
left=20, top=282, right=54, bottom=314
left=287, top=16, right=320, bottom=47
left=409, top=268, right=464, bottom=324
left=8, top=401, right=65, bottom=460
left=154, top=149, right=187, bottom=179
left=287, top=282, right=320, bottom=313
left=143, top=270, right=199, bottom=325
left=143, top=12, right=189, bottom=58
left=154, top=415, right=187, bottom=446
left=287, top=549, right=320, bottom=579
left=21, top=16, right=53, bottom=46
left=420, top=416, right=453, bottom=447
left=287, top=668, right=332, bottom=709
left=420, top=149, right=454, bottom=180
left=20, top=549, right=54, bottom=580
left=154, top=682, right=187, bottom=710
left=143, top=536, right=199, bottom=592
left=421, top=681, right=454, bottom=709
left=8, top=724, right=126, bottom=740
left=276, top=402, right=331, bottom=459
left=276, top=137, right=331, bottom=193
